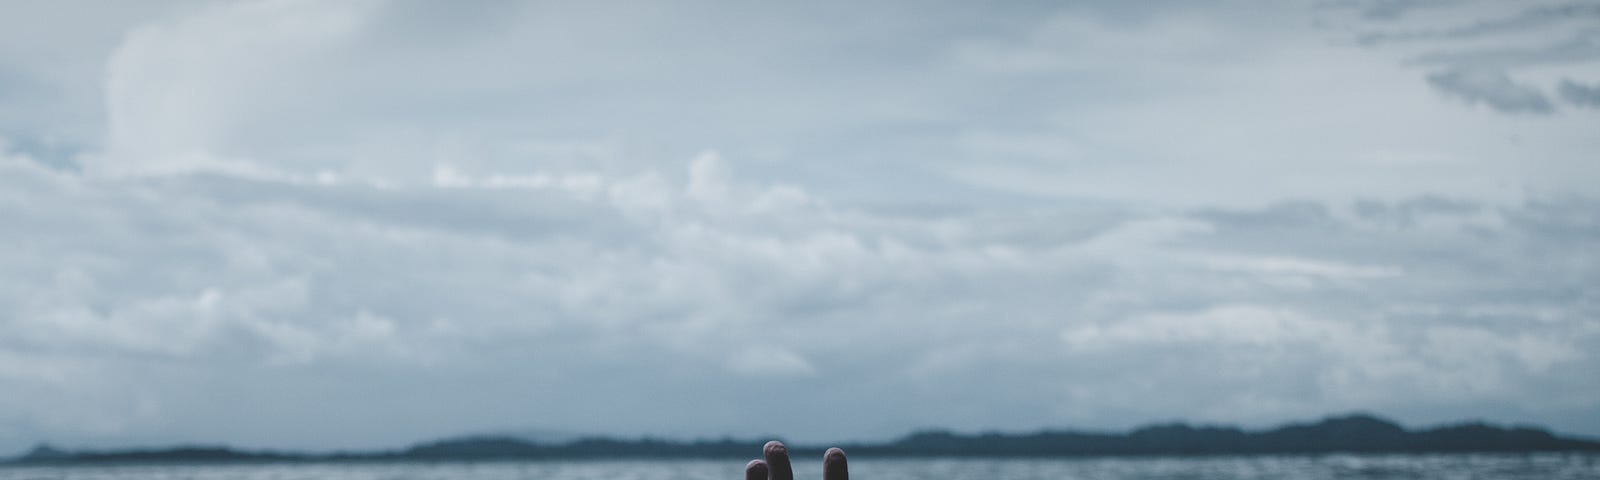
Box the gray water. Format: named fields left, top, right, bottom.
left=2, top=454, right=1597, bottom=480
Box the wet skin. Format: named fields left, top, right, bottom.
left=745, top=441, right=847, bottom=480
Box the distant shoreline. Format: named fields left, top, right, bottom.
left=10, top=414, right=1600, bottom=465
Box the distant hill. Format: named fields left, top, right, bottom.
left=11, top=414, right=1599, bottom=464
left=839, top=414, right=1599, bottom=456
left=12, top=444, right=298, bottom=463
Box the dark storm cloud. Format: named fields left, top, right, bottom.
left=1424, top=67, right=1555, bottom=114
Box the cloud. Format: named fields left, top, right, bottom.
left=1558, top=79, right=1600, bottom=108
left=3, top=133, right=1598, bottom=450
left=1424, top=67, right=1554, bottom=113
left=728, top=346, right=817, bottom=377
left=0, top=1, right=208, bottom=147
left=1330, top=0, right=1459, bottom=21
left=101, top=0, right=377, bottom=176
left=1324, top=1, right=1600, bottom=117
left=1408, top=31, right=1600, bottom=69
left=40, top=0, right=1588, bottom=209
left=2, top=0, right=1599, bottom=455
left=1357, top=3, right=1600, bottom=43
left=89, top=0, right=1001, bottom=182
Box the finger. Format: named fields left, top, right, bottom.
left=763, top=441, right=794, bottom=480
left=822, top=448, right=848, bottom=480
left=745, top=459, right=769, bottom=480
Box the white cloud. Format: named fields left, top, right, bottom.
left=101, top=0, right=377, bottom=176
left=728, top=346, right=817, bottom=377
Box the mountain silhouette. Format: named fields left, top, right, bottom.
left=12, top=413, right=1599, bottom=464
left=844, top=414, right=1594, bottom=456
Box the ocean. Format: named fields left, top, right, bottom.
left=2, top=454, right=1597, bottom=480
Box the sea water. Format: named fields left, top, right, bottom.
left=2, top=454, right=1597, bottom=480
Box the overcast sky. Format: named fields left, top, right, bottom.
left=1, top=0, right=1598, bottom=454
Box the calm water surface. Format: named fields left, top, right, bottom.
left=2, top=454, right=1597, bottom=480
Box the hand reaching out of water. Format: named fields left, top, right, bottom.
left=744, top=441, right=847, bottom=480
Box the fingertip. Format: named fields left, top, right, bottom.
left=745, top=459, right=769, bottom=480
left=763, top=440, right=787, bottom=455
left=824, top=447, right=846, bottom=461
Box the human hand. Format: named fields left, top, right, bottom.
left=744, top=440, right=847, bottom=480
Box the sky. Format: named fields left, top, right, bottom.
left=0, top=0, right=1597, bottom=454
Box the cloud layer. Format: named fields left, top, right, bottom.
left=0, top=0, right=1597, bottom=454
left=1335, top=0, right=1600, bottom=114
left=3, top=146, right=1596, bottom=451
